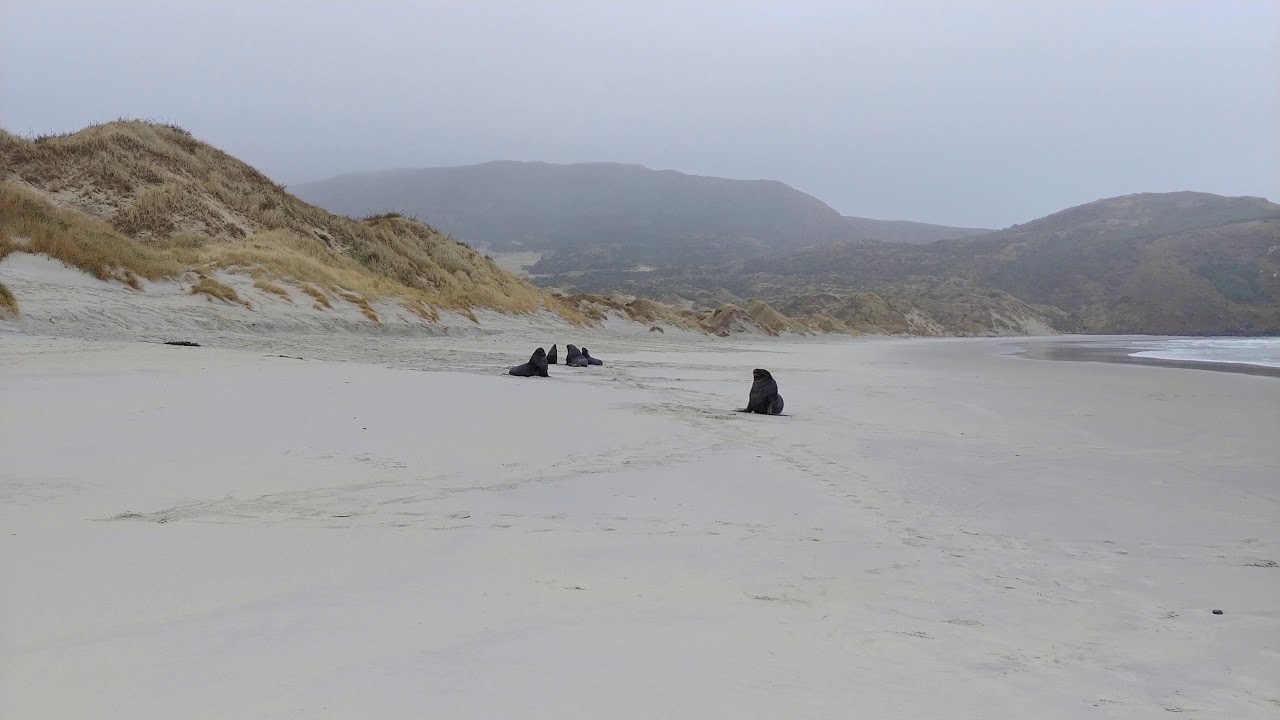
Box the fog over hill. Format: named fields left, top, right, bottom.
left=292, top=162, right=990, bottom=273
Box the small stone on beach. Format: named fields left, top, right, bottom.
left=1212, top=609, right=1223, bottom=615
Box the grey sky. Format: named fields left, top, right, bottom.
left=2, top=0, right=1277, bottom=228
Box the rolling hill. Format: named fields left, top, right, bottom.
left=291, top=161, right=988, bottom=272
left=547, top=192, right=1280, bottom=335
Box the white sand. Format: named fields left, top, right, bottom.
left=2, top=258, right=1279, bottom=718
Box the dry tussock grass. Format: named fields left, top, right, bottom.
left=0, top=237, right=15, bottom=314
left=559, top=292, right=707, bottom=331
left=400, top=297, right=439, bottom=323
left=700, top=305, right=748, bottom=336
left=743, top=300, right=801, bottom=336
left=252, top=276, right=292, bottom=302
left=299, top=283, right=332, bottom=309
left=0, top=183, right=180, bottom=288
left=697, top=301, right=811, bottom=337
left=336, top=289, right=380, bottom=323
left=190, top=274, right=252, bottom=309
left=0, top=280, right=17, bottom=315
left=112, top=181, right=234, bottom=238
left=0, top=120, right=576, bottom=322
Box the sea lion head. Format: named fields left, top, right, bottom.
left=752, top=368, right=771, bottom=382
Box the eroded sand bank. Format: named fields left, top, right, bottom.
left=2, top=332, right=1277, bottom=718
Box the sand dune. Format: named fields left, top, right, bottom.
left=2, top=316, right=1278, bottom=717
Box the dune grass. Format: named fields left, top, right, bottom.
left=336, top=289, right=380, bottom=323
left=190, top=275, right=252, bottom=309
left=0, top=182, right=181, bottom=289
left=0, top=280, right=16, bottom=315
left=298, top=283, right=332, bottom=310
left=558, top=292, right=716, bottom=332
left=0, top=121, right=587, bottom=324
left=0, top=238, right=14, bottom=314
left=252, top=276, right=293, bottom=302
left=400, top=297, right=439, bottom=323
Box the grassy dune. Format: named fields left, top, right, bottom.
left=0, top=120, right=585, bottom=323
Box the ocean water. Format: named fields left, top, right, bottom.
left=1130, top=337, right=1280, bottom=369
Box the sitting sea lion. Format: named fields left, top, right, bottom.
left=742, top=368, right=784, bottom=414
left=508, top=347, right=549, bottom=377
left=564, top=344, right=589, bottom=367
left=581, top=347, right=603, bottom=366
left=547, top=344, right=558, bottom=365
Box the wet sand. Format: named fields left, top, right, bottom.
left=1019, top=336, right=1280, bottom=379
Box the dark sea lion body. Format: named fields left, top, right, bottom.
left=744, top=368, right=784, bottom=414
left=564, top=344, right=589, bottom=367
left=547, top=344, right=558, bottom=365
left=509, top=347, right=550, bottom=377
left=582, top=347, right=603, bottom=366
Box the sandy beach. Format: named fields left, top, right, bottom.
left=2, top=319, right=1277, bottom=719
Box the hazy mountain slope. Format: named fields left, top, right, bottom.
left=939, top=192, right=1280, bottom=303
left=843, top=216, right=988, bottom=244
left=292, top=162, right=988, bottom=271
left=0, top=122, right=578, bottom=323
left=540, top=193, right=1280, bottom=335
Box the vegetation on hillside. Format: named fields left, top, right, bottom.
left=0, top=121, right=584, bottom=323
left=536, top=193, right=1280, bottom=336
left=0, top=281, right=15, bottom=315
left=550, top=280, right=1061, bottom=337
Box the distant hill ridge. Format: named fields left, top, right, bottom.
left=294, top=160, right=1280, bottom=336
left=292, top=161, right=990, bottom=273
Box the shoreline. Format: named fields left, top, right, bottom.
left=1017, top=338, right=1280, bottom=379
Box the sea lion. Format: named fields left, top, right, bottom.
left=564, top=344, right=589, bottom=367
left=742, top=368, right=784, bottom=414
left=547, top=344, right=558, bottom=365
left=508, top=347, right=549, bottom=377
left=581, top=347, right=604, bottom=366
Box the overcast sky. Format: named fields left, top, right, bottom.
left=2, top=1, right=1277, bottom=228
